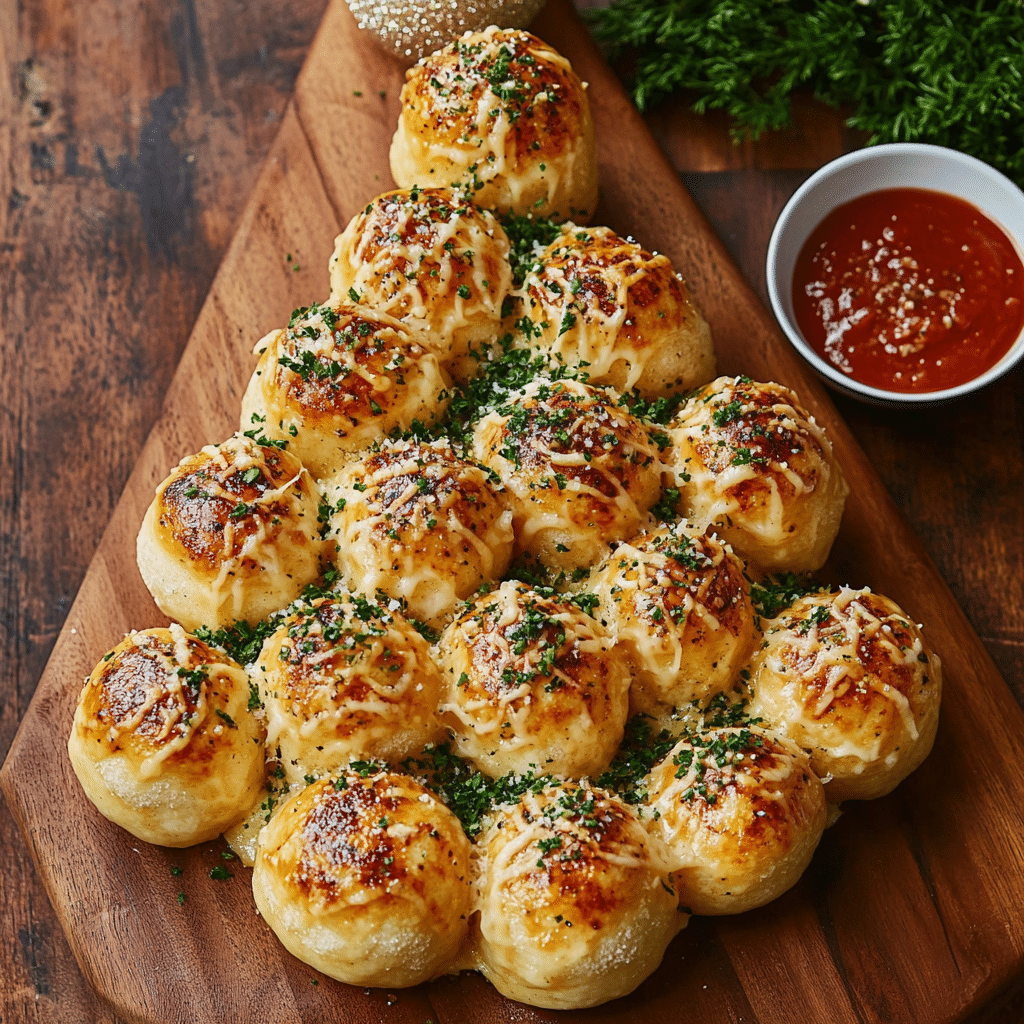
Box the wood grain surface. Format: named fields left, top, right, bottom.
left=2, top=1, right=1023, bottom=1022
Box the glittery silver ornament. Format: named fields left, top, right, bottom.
left=346, top=0, right=549, bottom=61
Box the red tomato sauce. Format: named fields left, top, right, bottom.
left=792, top=187, right=1024, bottom=393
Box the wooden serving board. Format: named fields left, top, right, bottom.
left=4, top=2, right=1024, bottom=1021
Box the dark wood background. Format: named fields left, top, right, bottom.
left=1, top=1, right=1021, bottom=1021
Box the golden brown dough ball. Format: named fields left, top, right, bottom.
left=519, top=225, right=715, bottom=399
left=471, top=377, right=663, bottom=570
left=645, top=725, right=828, bottom=916
left=390, top=27, right=598, bottom=222
left=475, top=780, right=684, bottom=1009
left=328, top=187, right=513, bottom=383
left=252, top=768, right=473, bottom=987
left=68, top=626, right=265, bottom=847
left=747, top=588, right=941, bottom=802
left=323, top=438, right=514, bottom=629
left=136, top=434, right=324, bottom=632
left=253, top=594, right=444, bottom=786
left=667, top=376, right=849, bottom=573
left=589, top=523, right=757, bottom=725
left=437, top=581, right=631, bottom=779
left=239, top=302, right=451, bottom=478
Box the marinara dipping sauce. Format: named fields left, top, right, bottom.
left=792, top=187, right=1024, bottom=393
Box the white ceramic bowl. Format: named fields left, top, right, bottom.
left=766, top=143, right=1024, bottom=406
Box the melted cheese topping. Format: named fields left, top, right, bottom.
left=749, top=588, right=942, bottom=801
left=668, top=376, right=849, bottom=573
left=324, top=437, right=514, bottom=628
left=645, top=726, right=827, bottom=915
left=590, top=522, right=756, bottom=722
left=68, top=626, right=265, bottom=847
left=475, top=781, right=683, bottom=1009
left=254, top=595, right=444, bottom=785
left=390, top=27, right=598, bottom=221
left=520, top=225, right=715, bottom=398
left=137, top=433, right=324, bottom=631
left=329, top=188, right=513, bottom=382
left=437, top=580, right=631, bottom=779
left=252, top=769, right=473, bottom=988
left=472, top=377, right=664, bottom=570
left=239, top=302, right=451, bottom=478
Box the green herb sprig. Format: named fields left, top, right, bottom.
left=588, top=0, right=1024, bottom=190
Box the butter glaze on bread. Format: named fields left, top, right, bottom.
left=136, top=434, right=323, bottom=631
left=240, top=302, right=451, bottom=478
left=590, top=522, right=757, bottom=726
left=668, top=376, right=849, bottom=573
left=323, top=437, right=514, bottom=628
left=329, top=187, right=512, bottom=383
left=252, top=769, right=473, bottom=988
left=748, top=588, right=942, bottom=802
left=68, top=626, right=265, bottom=847
left=472, top=377, right=663, bottom=570
left=437, top=580, right=631, bottom=779
left=254, top=594, right=444, bottom=786
left=390, top=27, right=598, bottom=221
left=645, top=726, right=828, bottom=915
left=475, top=780, right=684, bottom=1009
left=520, top=225, right=715, bottom=399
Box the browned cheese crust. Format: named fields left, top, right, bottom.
left=329, top=187, right=512, bottom=382
left=475, top=780, right=683, bottom=1009
left=390, top=28, right=598, bottom=221
left=252, top=769, right=473, bottom=987
left=667, top=376, right=849, bottom=573
left=437, top=580, right=631, bottom=778
left=748, top=588, right=942, bottom=801
left=590, top=522, right=757, bottom=725
left=68, top=626, right=265, bottom=847
left=645, top=726, right=827, bottom=915
left=472, top=377, right=663, bottom=570
left=323, top=438, right=514, bottom=628
left=520, top=225, right=715, bottom=398
left=239, top=302, right=451, bottom=478
left=136, top=433, right=323, bottom=631
left=254, top=594, right=444, bottom=785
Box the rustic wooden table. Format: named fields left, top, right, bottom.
left=2, top=1, right=1021, bottom=1021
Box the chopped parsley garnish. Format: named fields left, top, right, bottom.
left=195, top=618, right=280, bottom=667
left=498, top=211, right=562, bottom=286
left=594, top=715, right=678, bottom=805
left=401, top=743, right=549, bottom=837
left=651, top=485, right=682, bottom=522
left=749, top=573, right=826, bottom=621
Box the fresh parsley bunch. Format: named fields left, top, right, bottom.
left=587, top=0, right=1024, bottom=188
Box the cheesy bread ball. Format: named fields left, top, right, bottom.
left=472, top=378, right=663, bottom=570
left=748, top=589, right=942, bottom=802
left=645, top=726, right=828, bottom=916
left=253, top=594, right=444, bottom=786
left=252, top=768, right=473, bottom=987
left=437, top=581, right=631, bottom=779
left=68, top=626, right=265, bottom=847
left=390, top=28, right=598, bottom=222
left=668, top=377, right=849, bottom=573
left=323, top=438, right=514, bottom=629
left=328, top=187, right=513, bottom=382
left=590, top=523, right=756, bottom=724
left=520, top=225, right=715, bottom=399
left=476, top=780, right=683, bottom=1009
left=239, top=302, right=450, bottom=478
left=136, top=434, right=323, bottom=631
